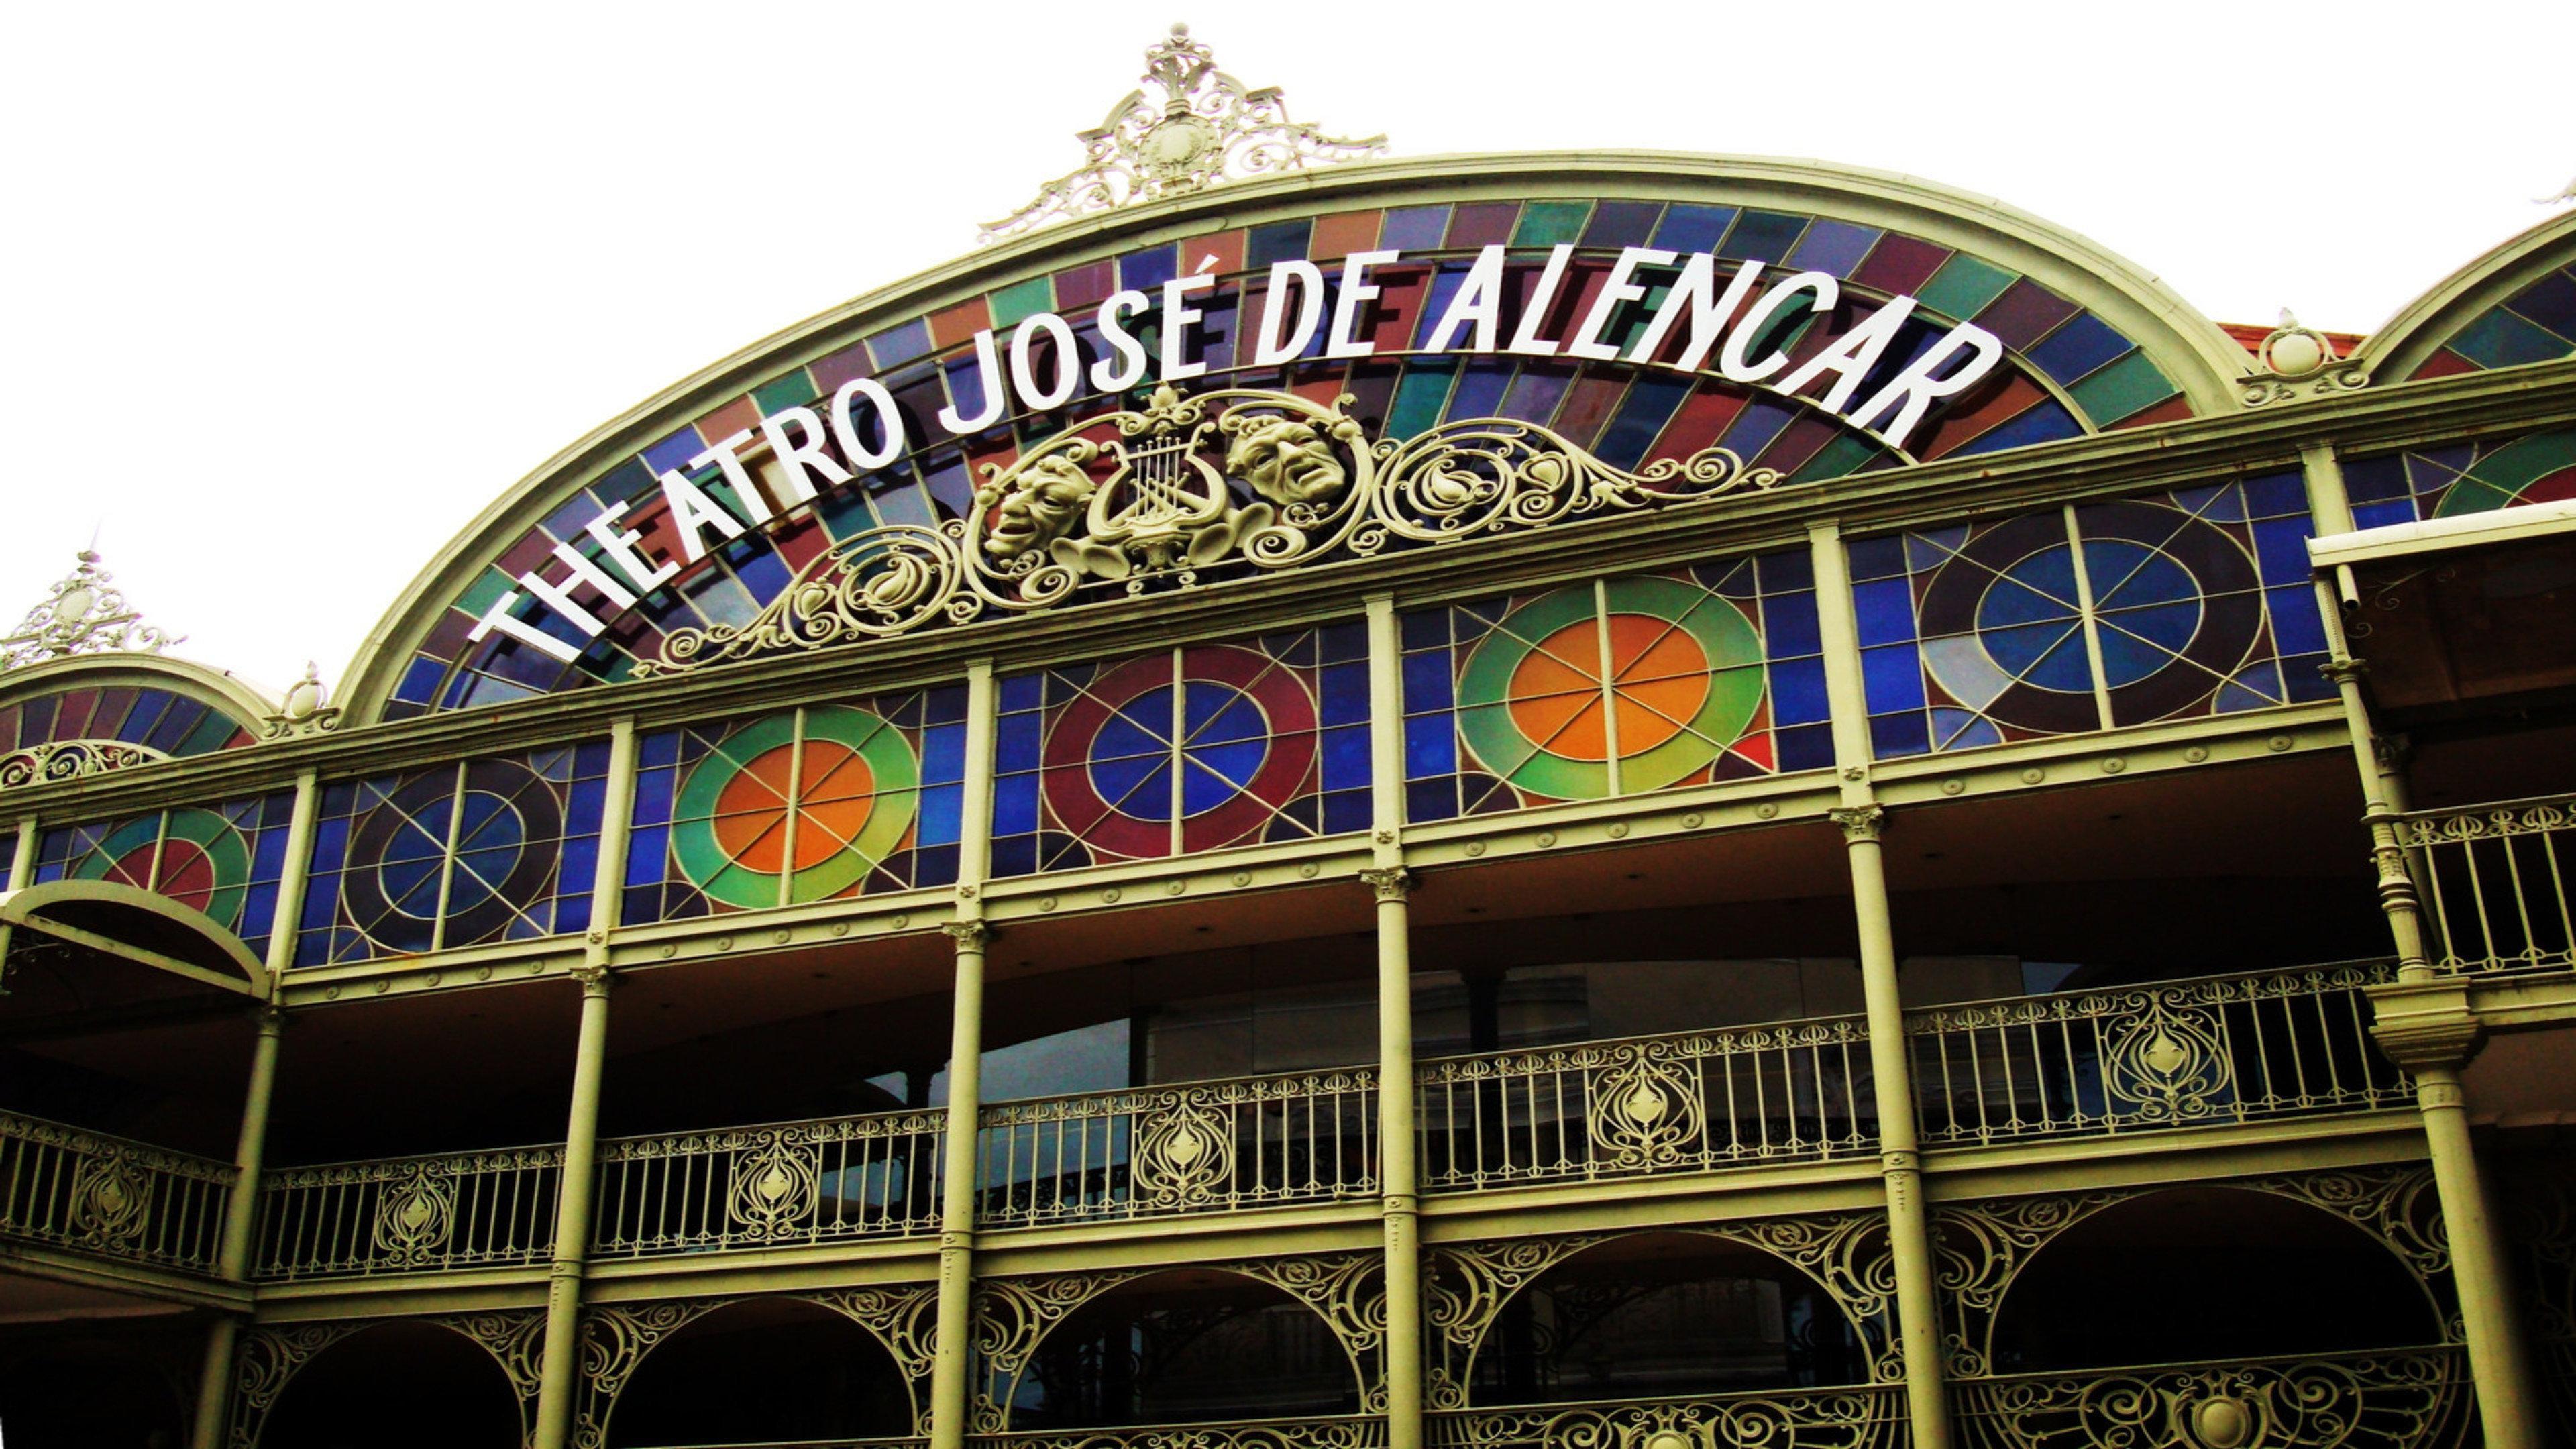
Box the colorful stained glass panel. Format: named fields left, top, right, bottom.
left=623, top=690, right=966, bottom=922
left=2342, top=427, right=2576, bottom=529
left=1851, top=472, right=2333, bottom=758
left=34, top=794, right=296, bottom=959
left=991, top=625, right=1371, bottom=877
left=1403, top=553, right=1830, bottom=822
left=298, top=744, right=610, bottom=964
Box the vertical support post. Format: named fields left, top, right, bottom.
left=189, top=767, right=319, bottom=1449
left=1363, top=592, right=1423, bottom=1449
left=534, top=718, right=638, bottom=1449
left=2306, top=534, right=2542, bottom=1441
left=930, top=659, right=999, bottom=1449
left=1809, top=523, right=1951, bottom=1449
left=0, top=814, right=36, bottom=986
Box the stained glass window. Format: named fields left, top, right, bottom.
left=397, top=197, right=2193, bottom=716
left=1849, top=472, right=2333, bottom=758
left=991, top=625, right=1371, bottom=877
left=623, top=690, right=967, bottom=922
left=0, top=685, right=254, bottom=763
left=297, top=745, right=611, bottom=964
left=2410, top=262, right=2576, bottom=378
left=1401, top=555, right=1831, bottom=822
left=32, top=794, right=297, bottom=959
left=2342, top=427, right=2576, bottom=529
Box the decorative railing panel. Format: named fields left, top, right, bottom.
left=973, top=1419, right=1387, bottom=1449
left=2397, top=794, right=2576, bottom=976
left=253, top=1145, right=561, bottom=1280
left=592, top=1111, right=945, bottom=1258
left=0, top=1111, right=232, bottom=1273
left=1429, top=1387, right=1903, bottom=1449
left=1950, top=1347, right=2473, bottom=1448
left=977, top=1067, right=1378, bottom=1228
left=1417, top=1018, right=1876, bottom=1193
left=1907, top=964, right=2410, bottom=1148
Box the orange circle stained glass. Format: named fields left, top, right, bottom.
left=712, top=742, right=876, bottom=875
left=1505, top=616, right=1712, bottom=761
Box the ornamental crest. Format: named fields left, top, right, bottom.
left=2, top=549, right=182, bottom=671
left=639, top=386, right=1784, bottom=677
left=979, top=24, right=1386, bottom=244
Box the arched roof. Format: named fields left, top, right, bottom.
left=2359, top=209, right=2576, bottom=382
left=340, top=152, right=2259, bottom=725
left=0, top=879, right=266, bottom=994
left=0, top=653, right=276, bottom=788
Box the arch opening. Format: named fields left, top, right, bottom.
left=260, top=1320, right=521, bottom=1449
left=1989, top=1185, right=2442, bottom=1372
left=1466, top=1232, right=1868, bottom=1405
left=1012, top=1269, right=1361, bottom=1428
left=606, top=1298, right=910, bottom=1448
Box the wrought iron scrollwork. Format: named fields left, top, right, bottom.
left=434, top=1309, right=548, bottom=1449
left=228, top=1323, right=362, bottom=1449
left=1430, top=1386, right=1904, bottom=1449
left=574, top=1299, right=734, bottom=1449
left=1948, top=1348, right=2471, bottom=1448
left=640, top=386, right=1782, bottom=678
left=0, top=737, right=166, bottom=788
left=814, top=1283, right=944, bottom=1434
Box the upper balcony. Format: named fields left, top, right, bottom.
left=0, top=958, right=2416, bottom=1289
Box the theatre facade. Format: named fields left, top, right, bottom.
left=3, top=27, right=2574, bottom=1449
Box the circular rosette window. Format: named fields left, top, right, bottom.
left=76, top=808, right=254, bottom=929
left=1040, top=647, right=1318, bottom=859
left=674, top=706, right=920, bottom=910
left=347, top=761, right=565, bottom=953
left=1456, top=578, right=1764, bottom=801
left=1915, top=506, right=2263, bottom=740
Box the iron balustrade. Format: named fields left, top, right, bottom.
left=975, top=1067, right=1379, bottom=1228
left=1949, top=1346, right=2472, bottom=1448
left=1904, top=963, right=2410, bottom=1149
left=253, top=1144, right=562, bottom=1280
left=1415, top=1017, right=1878, bottom=1193
left=2396, top=792, right=2576, bottom=977
left=1428, top=1386, right=1904, bottom=1449
left=591, top=1110, right=945, bottom=1259
left=0, top=1110, right=232, bottom=1274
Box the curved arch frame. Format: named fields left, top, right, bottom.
left=977, top=1256, right=1387, bottom=1430
left=0, top=878, right=267, bottom=994
left=340, top=151, right=2257, bottom=724
left=0, top=653, right=276, bottom=786
left=1436, top=1224, right=1889, bottom=1406
left=1938, top=1171, right=2455, bottom=1379
left=2357, top=210, right=2576, bottom=384
left=576, top=1289, right=941, bottom=1446
left=229, top=1313, right=540, bottom=1449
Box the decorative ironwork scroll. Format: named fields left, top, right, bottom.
left=814, top=1283, right=945, bottom=1434
left=1949, top=1348, right=2472, bottom=1449
left=1428, top=1385, right=1905, bottom=1449
left=640, top=387, right=1783, bottom=678
left=974, top=1270, right=1152, bottom=1430
left=1426, top=1234, right=1607, bottom=1409
left=1230, top=1253, right=1391, bottom=1413
left=0, top=737, right=166, bottom=787
left=1, top=549, right=182, bottom=669
left=435, top=1309, right=548, bottom=1449
left=2394, top=792, right=2576, bottom=976
left=574, top=1298, right=735, bottom=1449
left=228, top=1322, right=364, bottom=1449
left=0, top=1109, right=232, bottom=1273
left=979, top=25, right=1385, bottom=244
left=977, top=1416, right=1391, bottom=1449
left=259, top=1144, right=561, bottom=1279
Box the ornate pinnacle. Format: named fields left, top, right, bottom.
left=978, top=23, right=1387, bottom=245
left=1, top=550, right=182, bottom=671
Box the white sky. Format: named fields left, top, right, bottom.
left=1, top=0, right=2568, bottom=700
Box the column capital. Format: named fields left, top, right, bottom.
left=941, top=920, right=992, bottom=949
left=253, top=1000, right=288, bottom=1035
left=2321, top=656, right=2369, bottom=686
left=1829, top=804, right=1886, bottom=843
left=1358, top=867, right=1413, bottom=902
left=568, top=962, right=615, bottom=998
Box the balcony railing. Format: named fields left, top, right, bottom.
left=1416, top=1016, right=1877, bottom=1193
left=0, top=1110, right=232, bottom=1274
left=2396, top=793, right=2576, bottom=976
left=1949, top=1346, right=2471, bottom=1448
left=592, top=1110, right=945, bottom=1260
left=254, top=1144, right=561, bottom=1281
left=1906, top=963, right=2410, bottom=1148
left=975, top=1417, right=1387, bottom=1449
left=1428, top=1385, right=1904, bottom=1449
left=975, top=1067, right=1379, bottom=1229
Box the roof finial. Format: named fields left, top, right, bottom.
left=1, top=549, right=183, bottom=671
left=2541, top=175, right=2575, bottom=206
left=979, top=23, right=1387, bottom=245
